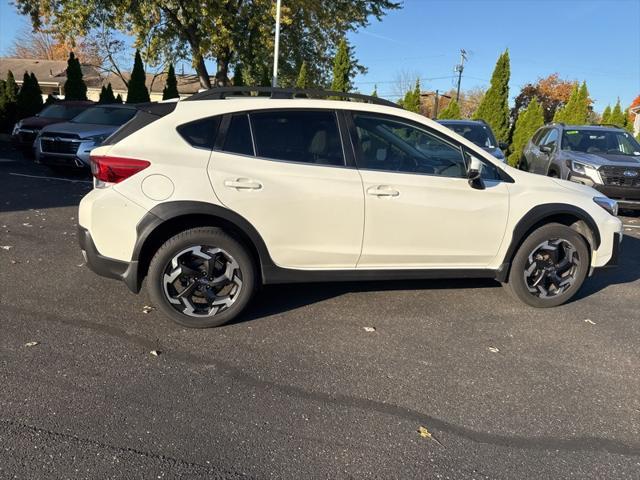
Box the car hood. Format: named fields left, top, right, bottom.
left=565, top=150, right=640, bottom=167
left=19, top=116, right=66, bottom=129
left=40, top=122, right=120, bottom=138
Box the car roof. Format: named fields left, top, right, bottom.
left=547, top=123, right=625, bottom=131
left=437, top=119, right=485, bottom=125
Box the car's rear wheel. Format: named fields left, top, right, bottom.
left=503, top=223, right=589, bottom=308
left=147, top=227, right=256, bottom=328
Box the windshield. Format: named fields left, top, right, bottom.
left=39, top=104, right=88, bottom=120
left=71, top=107, right=136, bottom=126
left=562, top=129, right=640, bottom=156
left=441, top=122, right=498, bottom=149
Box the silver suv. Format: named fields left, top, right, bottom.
left=522, top=123, right=640, bottom=210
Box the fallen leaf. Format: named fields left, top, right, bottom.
left=417, top=426, right=444, bottom=447
left=488, top=346, right=500, bottom=353
left=24, top=341, right=39, bottom=347
left=150, top=350, right=160, bottom=357
left=142, top=305, right=154, bottom=314
left=1, top=245, right=12, bottom=250
left=363, top=326, right=376, bottom=332
left=584, top=319, right=596, bottom=325
left=22, top=223, right=32, bottom=227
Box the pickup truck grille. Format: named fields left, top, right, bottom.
left=599, top=166, right=640, bottom=187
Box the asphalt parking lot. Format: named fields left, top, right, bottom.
left=1, top=141, right=639, bottom=479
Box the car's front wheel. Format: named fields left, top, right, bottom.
left=147, top=227, right=256, bottom=328
left=503, top=223, right=590, bottom=308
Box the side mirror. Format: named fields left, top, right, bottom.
left=467, top=156, right=486, bottom=190
left=539, top=144, right=552, bottom=154
left=498, top=141, right=508, bottom=150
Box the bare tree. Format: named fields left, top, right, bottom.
left=392, top=69, right=421, bottom=100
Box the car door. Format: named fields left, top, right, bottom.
left=537, top=128, right=559, bottom=175
left=525, top=127, right=548, bottom=173
left=208, top=109, right=364, bottom=269
left=348, top=112, right=509, bottom=269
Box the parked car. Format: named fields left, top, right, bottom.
left=11, top=101, right=94, bottom=154
left=78, top=88, right=622, bottom=328
left=35, top=104, right=138, bottom=170
left=521, top=123, right=640, bottom=210
left=438, top=119, right=507, bottom=162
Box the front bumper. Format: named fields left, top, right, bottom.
left=78, top=226, right=140, bottom=292
left=11, top=129, right=40, bottom=150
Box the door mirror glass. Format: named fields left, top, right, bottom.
left=539, top=144, right=552, bottom=154
left=467, top=156, right=486, bottom=190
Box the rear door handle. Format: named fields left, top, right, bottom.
left=367, top=185, right=399, bottom=197
left=224, top=178, right=263, bottom=190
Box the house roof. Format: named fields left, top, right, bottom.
left=0, top=57, right=101, bottom=85
left=0, top=57, right=207, bottom=95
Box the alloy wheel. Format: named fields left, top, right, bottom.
left=523, top=238, right=580, bottom=298
left=162, top=245, right=243, bottom=317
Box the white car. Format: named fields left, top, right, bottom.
left=78, top=88, right=623, bottom=328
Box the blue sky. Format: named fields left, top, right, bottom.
left=1, top=0, right=638, bottom=112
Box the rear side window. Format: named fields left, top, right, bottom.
left=249, top=110, right=344, bottom=166
left=222, top=114, right=254, bottom=156
left=177, top=116, right=220, bottom=149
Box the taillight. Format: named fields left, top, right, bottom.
left=90, top=155, right=150, bottom=184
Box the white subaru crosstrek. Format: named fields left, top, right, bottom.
left=78, top=88, right=623, bottom=328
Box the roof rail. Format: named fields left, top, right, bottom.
left=184, top=86, right=401, bottom=109
left=592, top=123, right=623, bottom=128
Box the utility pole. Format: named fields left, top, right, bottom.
left=434, top=90, right=439, bottom=119
left=272, top=0, right=282, bottom=87
left=454, top=48, right=467, bottom=103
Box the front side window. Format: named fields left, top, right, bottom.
left=532, top=128, right=548, bottom=146
left=562, top=129, right=640, bottom=156
left=249, top=110, right=344, bottom=166
left=541, top=129, right=559, bottom=148
left=353, top=114, right=466, bottom=178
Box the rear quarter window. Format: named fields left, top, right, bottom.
left=177, top=116, right=221, bottom=149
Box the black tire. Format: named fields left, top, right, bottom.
left=503, top=223, right=589, bottom=308
left=147, top=227, right=256, bottom=328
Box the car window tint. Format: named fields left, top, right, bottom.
left=177, top=116, right=220, bottom=149
left=532, top=128, right=548, bottom=146
left=249, top=110, right=344, bottom=166
left=353, top=114, right=466, bottom=178
left=222, top=114, right=254, bottom=156
left=543, top=129, right=559, bottom=147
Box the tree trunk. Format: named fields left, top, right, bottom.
left=194, top=53, right=211, bottom=89
left=215, top=56, right=230, bottom=87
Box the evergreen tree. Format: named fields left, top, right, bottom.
left=127, top=50, right=150, bottom=103
left=1, top=71, right=19, bottom=131
left=64, top=52, right=87, bottom=101
left=232, top=64, right=245, bottom=87
left=44, top=94, right=56, bottom=106
left=438, top=99, right=461, bottom=119
left=554, top=81, right=590, bottom=124
left=401, top=79, right=421, bottom=113
left=295, top=62, right=309, bottom=89
left=17, top=71, right=43, bottom=119
left=601, top=105, right=612, bottom=124
left=623, top=109, right=634, bottom=132
left=163, top=64, right=180, bottom=99
left=99, top=83, right=117, bottom=103
left=115, top=93, right=123, bottom=103
left=330, top=38, right=352, bottom=93
left=473, top=50, right=510, bottom=142
left=508, top=97, right=545, bottom=168
left=609, top=99, right=626, bottom=128
left=371, top=84, right=378, bottom=98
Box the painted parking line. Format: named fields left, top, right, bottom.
left=0, top=159, right=16, bottom=163
left=623, top=224, right=640, bottom=229
left=9, top=172, right=92, bottom=184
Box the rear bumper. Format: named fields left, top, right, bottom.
left=78, top=226, right=140, bottom=292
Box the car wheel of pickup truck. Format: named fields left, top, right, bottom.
left=504, top=223, right=589, bottom=308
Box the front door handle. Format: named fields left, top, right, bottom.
left=367, top=185, right=399, bottom=197
left=224, top=178, right=263, bottom=190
